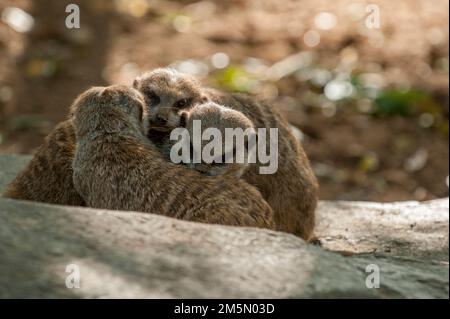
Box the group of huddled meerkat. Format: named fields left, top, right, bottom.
left=3, top=68, right=319, bottom=240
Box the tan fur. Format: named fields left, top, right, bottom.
left=2, top=119, right=85, bottom=206
left=71, top=85, right=275, bottom=229
left=133, top=68, right=319, bottom=240
left=176, top=101, right=255, bottom=177
left=133, top=68, right=207, bottom=131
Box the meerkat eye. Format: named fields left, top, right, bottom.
left=174, top=98, right=191, bottom=109
left=145, top=91, right=161, bottom=106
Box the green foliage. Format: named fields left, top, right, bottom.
left=214, top=66, right=256, bottom=93
left=373, top=89, right=428, bottom=117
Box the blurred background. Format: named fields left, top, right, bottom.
left=0, top=0, right=448, bottom=202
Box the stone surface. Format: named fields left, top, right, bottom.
left=0, top=155, right=448, bottom=298
left=0, top=154, right=31, bottom=192
left=316, top=199, right=449, bottom=262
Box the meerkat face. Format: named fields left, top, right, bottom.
left=183, top=102, right=256, bottom=178
left=71, top=85, right=148, bottom=138
left=133, top=68, right=207, bottom=133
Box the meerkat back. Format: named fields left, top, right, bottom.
left=2, top=119, right=85, bottom=206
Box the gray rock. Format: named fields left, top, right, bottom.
left=0, top=155, right=448, bottom=298
left=0, top=154, right=31, bottom=192
left=316, top=199, right=449, bottom=262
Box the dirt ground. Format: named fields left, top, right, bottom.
left=0, top=0, right=448, bottom=201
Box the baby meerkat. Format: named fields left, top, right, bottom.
left=2, top=119, right=85, bottom=206
left=71, top=85, right=275, bottom=229
left=133, top=68, right=319, bottom=240
left=167, top=101, right=256, bottom=178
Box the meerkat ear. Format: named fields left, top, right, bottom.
left=132, top=79, right=139, bottom=89
left=100, top=87, right=114, bottom=97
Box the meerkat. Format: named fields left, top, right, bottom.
left=2, top=119, right=85, bottom=206
left=71, top=85, right=275, bottom=229
left=165, top=101, right=256, bottom=178
left=132, top=68, right=208, bottom=151
left=133, top=68, right=319, bottom=240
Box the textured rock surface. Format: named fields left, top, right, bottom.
left=0, top=155, right=448, bottom=298
left=316, top=199, right=449, bottom=262
left=0, top=155, right=31, bottom=192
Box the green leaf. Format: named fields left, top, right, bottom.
left=373, top=89, right=428, bottom=117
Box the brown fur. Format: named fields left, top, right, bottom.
left=172, top=101, right=255, bottom=177
left=133, top=68, right=207, bottom=131
left=133, top=68, right=319, bottom=240
left=207, top=90, right=319, bottom=240
left=2, top=119, right=85, bottom=206
left=71, top=85, right=275, bottom=229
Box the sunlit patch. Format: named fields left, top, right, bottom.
left=404, top=148, right=428, bottom=172
left=426, top=27, right=445, bottom=46
left=55, top=259, right=166, bottom=298
left=418, top=113, right=435, bottom=128
left=211, top=53, right=230, bottom=69
left=173, top=15, right=192, bottom=33
left=414, top=187, right=428, bottom=201
left=310, top=69, right=332, bottom=87
left=360, top=73, right=385, bottom=89
left=303, top=30, right=320, bottom=47
left=1, top=7, right=34, bottom=33
left=324, top=80, right=354, bottom=101
left=185, top=1, right=217, bottom=19
left=171, top=60, right=209, bottom=78
left=114, top=0, right=150, bottom=18
left=314, top=12, right=337, bottom=31
left=0, top=86, right=13, bottom=103
left=266, top=52, right=312, bottom=81
left=243, top=57, right=269, bottom=77
left=346, top=2, right=366, bottom=21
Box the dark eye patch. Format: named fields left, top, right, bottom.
left=174, top=98, right=192, bottom=109
left=145, top=91, right=161, bottom=106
